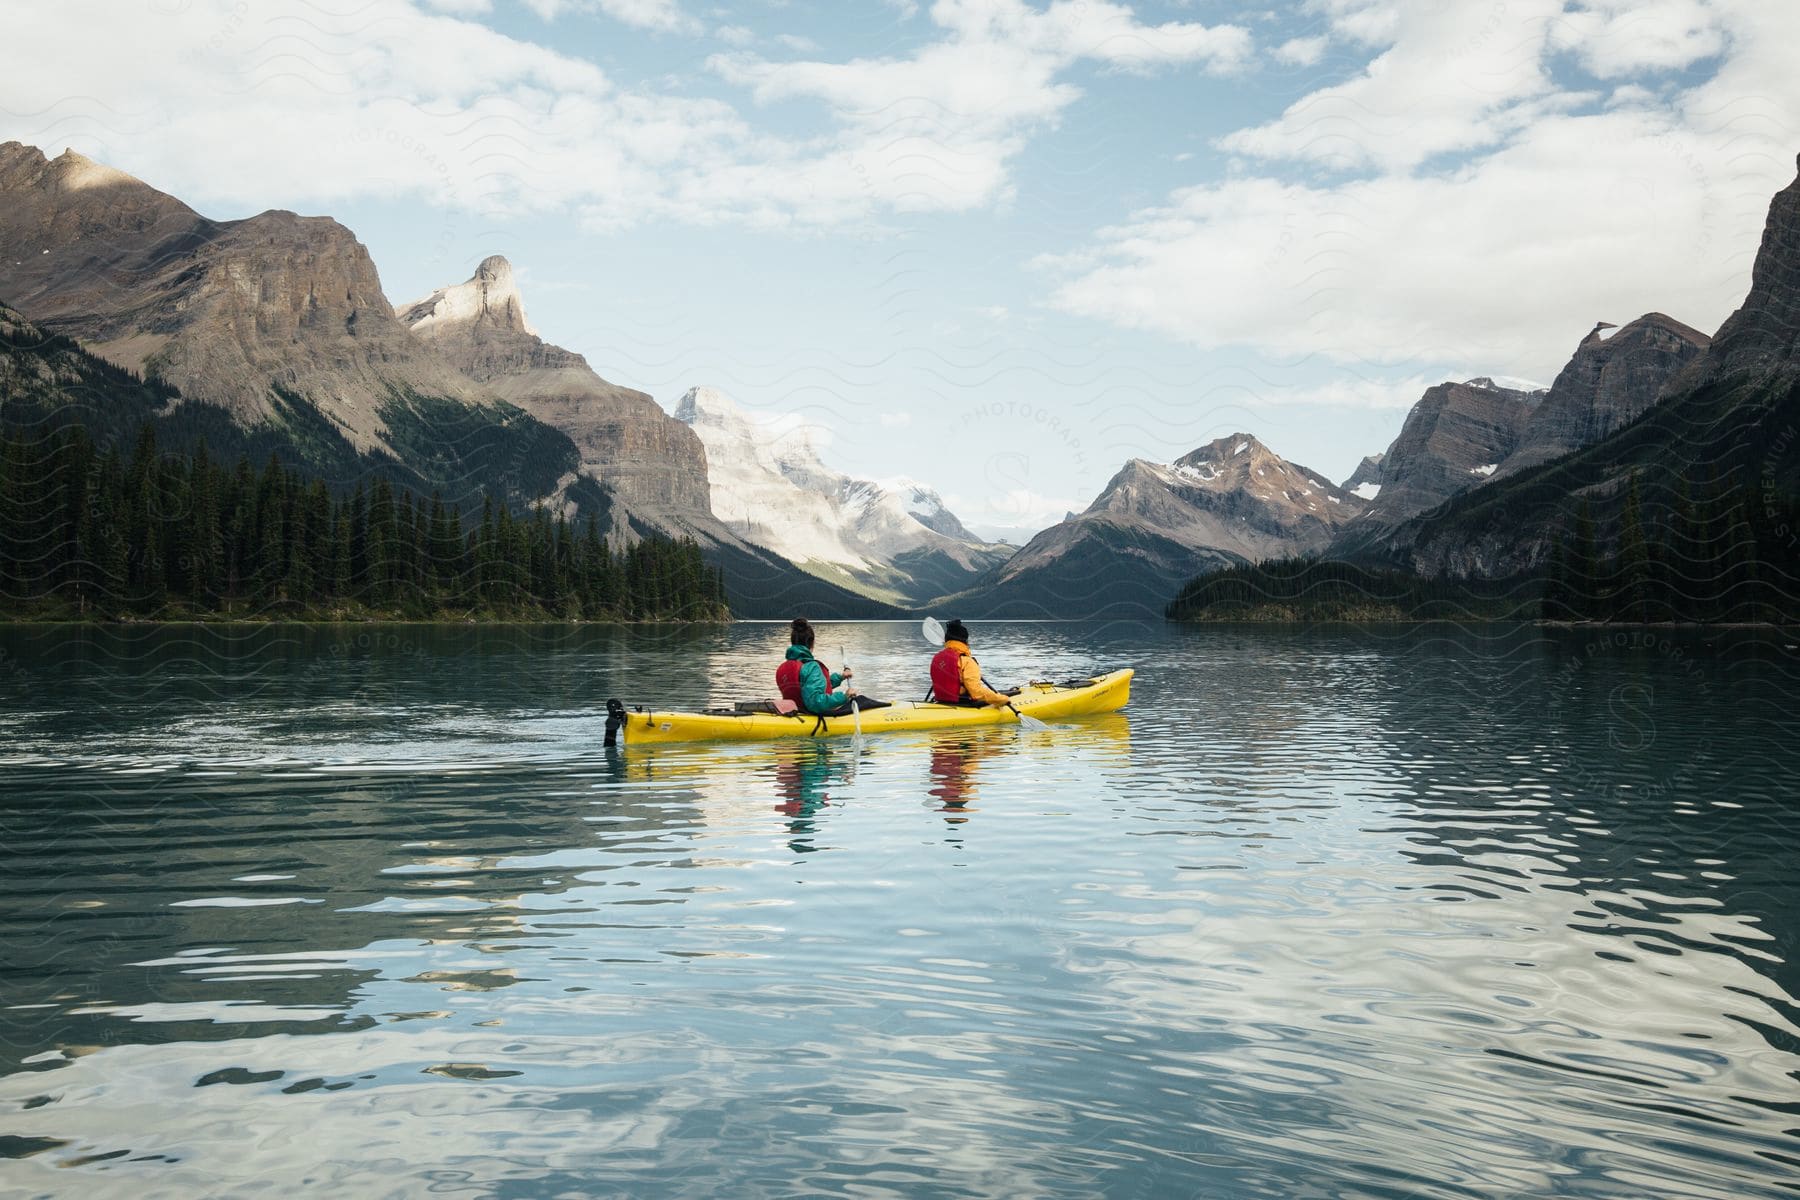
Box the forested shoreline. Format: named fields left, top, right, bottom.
left=1168, top=469, right=1800, bottom=625
left=0, top=425, right=730, bottom=622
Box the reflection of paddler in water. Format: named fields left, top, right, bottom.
left=927, top=714, right=1133, bottom=823
left=926, top=730, right=1013, bottom=820
left=771, top=741, right=840, bottom=852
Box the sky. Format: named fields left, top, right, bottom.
left=5, top=0, right=1799, bottom=541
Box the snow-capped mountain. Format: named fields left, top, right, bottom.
left=675, top=386, right=1011, bottom=606
left=939, top=433, right=1367, bottom=618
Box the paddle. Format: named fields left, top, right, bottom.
left=843, top=642, right=863, bottom=749
left=920, top=617, right=1048, bottom=732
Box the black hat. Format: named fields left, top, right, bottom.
left=944, top=619, right=969, bottom=643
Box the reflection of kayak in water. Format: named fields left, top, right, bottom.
left=612, top=669, right=1133, bottom=746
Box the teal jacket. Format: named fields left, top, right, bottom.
left=784, top=644, right=848, bottom=713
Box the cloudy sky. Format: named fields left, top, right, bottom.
left=6, top=0, right=1799, bottom=539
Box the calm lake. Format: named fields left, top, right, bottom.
left=2, top=620, right=1797, bottom=1198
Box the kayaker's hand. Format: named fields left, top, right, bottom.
left=847, top=686, right=858, bottom=698
left=841, top=667, right=853, bottom=679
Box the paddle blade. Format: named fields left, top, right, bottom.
left=922, top=617, right=945, bottom=646
left=1010, top=703, right=1050, bottom=732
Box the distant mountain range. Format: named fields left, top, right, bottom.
left=6, top=136, right=1796, bottom=622
left=1389, top=157, right=1800, bottom=583
left=939, top=434, right=1366, bottom=618
left=674, top=385, right=1010, bottom=607
left=0, top=141, right=912, bottom=617
left=937, top=215, right=1744, bottom=617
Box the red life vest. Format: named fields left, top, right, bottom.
left=775, top=655, right=830, bottom=704
left=930, top=646, right=966, bottom=702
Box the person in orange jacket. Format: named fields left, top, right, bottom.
left=928, top=620, right=1015, bottom=707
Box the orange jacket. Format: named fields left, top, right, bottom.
left=936, top=640, right=1010, bottom=706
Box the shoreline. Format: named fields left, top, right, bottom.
left=1170, top=614, right=1800, bottom=631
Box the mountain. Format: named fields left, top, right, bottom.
left=396, top=266, right=905, bottom=616
left=1338, top=378, right=1544, bottom=541
left=396, top=256, right=714, bottom=530
left=1392, top=154, right=1800, bottom=583
left=673, top=386, right=1011, bottom=606
left=0, top=142, right=900, bottom=618
left=886, top=477, right=984, bottom=541
left=1491, top=314, right=1710, bottom=478
left=0, top=141, right=578, bottom=504
left=941, top=433, right=1366, bottom=618
left=1341, top=453, right=1384, bottom=499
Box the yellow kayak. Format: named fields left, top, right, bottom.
left=616, top=669, right=1133, bottom=746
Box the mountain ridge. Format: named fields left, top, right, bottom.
left=673, top=384, right=1010, bottom=607
left=940, top=432, right=1365, bottom=619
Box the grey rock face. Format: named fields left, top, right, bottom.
left=0, top=141, right=495, bottom=455
left=1398, top=158, right=1800, bottom=579
left=1341, top=453, right=1384, bottom=495
left=1345, top=378, right=1542, bottom=531
left=1494, top=313, right=1709, bottom=477
left=399, top=256, right=716, bottom=522
left=1674, top=152, right=1800, bottom=390
left=944, top=433, right=1365, bottom=616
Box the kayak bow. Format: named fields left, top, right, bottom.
left=618, top=669, right=1132, bottom=746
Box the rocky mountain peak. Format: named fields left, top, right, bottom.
left=397, top=253, right=535, bottom=338
left=1088, top=433, right=1355, bottom=530
left=1675, top=154, right=1800, bottom=388
left=673, top=385, right=1006, bottom=604
left=676, top=385, right=827, bottom=467
left=673, top=384, right=738, bottom=425
left=1339, top=377, right=1540, bottom=531
left=1341, top=453, right=1385, bottom=498
left=44, top=147, right=139, bottom=192
left=1171, top=433, right=1279, bottom=478
left=1492, top=311, right=1710, bottom=478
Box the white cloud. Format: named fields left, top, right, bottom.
left=714, top=23, right=756, bottom=46
left=975, top=487, right=1088, bottom=528
left=2, top=0, right=764, bottom=226
left=1045, top=0, right=1800, bottom=380
left=708, top=0, right=1250, bottom=217
left=878, top=412, right=913, bottom=428
left=1222, top=1, right=1570, bottom=173
left=1310, top=0, right=1401, bottom=47
left=0, top=0, right=1248, bottom=234
left=1253, top=374, right=1445, bottom=410
left=427, top=0, right=493, bottom=13
left=1272, top=35, right=1327, bottom=67
left=523, top=0, right=700, bottom=32
left=1552, top=0, right=1726, bottom=78
left=929, top=0, right=1253, bottom=71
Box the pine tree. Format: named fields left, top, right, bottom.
left=1618, top=473, right=1649, bottom=622
left=1571, top=501, right=1598, bottom=621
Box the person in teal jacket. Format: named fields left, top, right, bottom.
left=774, top=617, right=884, bottom=716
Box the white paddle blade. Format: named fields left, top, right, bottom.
left=922, top=617, right=945, bottom=645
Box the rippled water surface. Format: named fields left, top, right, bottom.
left=2, top=621, right=1798, bottom=1198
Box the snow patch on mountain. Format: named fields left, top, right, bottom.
left=675, top=386, right=1007, bottom=601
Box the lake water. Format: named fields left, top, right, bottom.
left=1, top=620, right=1798, bottom=1199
